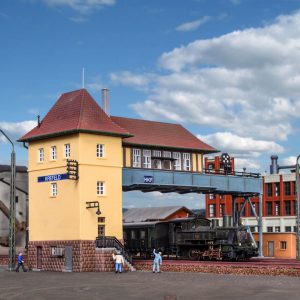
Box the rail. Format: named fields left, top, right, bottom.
left=96, top=236, right=133, bottom=264
left=203, top=169, right=260, bottom=178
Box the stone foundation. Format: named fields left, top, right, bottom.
left=28, top=240, right=127, bottom=272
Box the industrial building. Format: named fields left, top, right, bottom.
left=205, top=155, right=297, bottom=258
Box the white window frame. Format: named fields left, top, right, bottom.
left=51, top=183, right=57, bottom=197
left=163, top=151, right=171, bottom=158
left=97, top=181, right=105, bottom=196
left=173, top=152, right=181, bottom=170
left=51, top=146, right=57, bottom=160
left=142, top=149, right=151, bottom=169
left=97, top=144, right=105, bottom=158
left=209, top=204, right=215, bottom=217
left=38, top=148, right=44, bottom=162
left=64, top=144, right=71, bottom=158
left=152, top=150, right=161, bottom=157
left=133, top=149, right=141, bottom=168
left=275, top=202, right=280, bottom=216
left=183, top=153, right=191, bottom=171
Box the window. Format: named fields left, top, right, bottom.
left=280, top=241, right=287, bottom=250
left=209, top=204, right=215, bottom=217
left=285, top=226, right=292, bottom=232
left=38, top=148, right=44, bottom=162
left=130, top=230, right=136, bottom=239
left=209, top=194, right=215, bottom=200
left=64, top=144, right=71, bottom=158
left=275, top=202, right=280, bottom=216
left=97, top=181, right=105, bottom=196
left=51, top=146, right=57, bottom=160
left=51, top=183, right=57, bottom=197
left=267, top=183, right=272, bottom=197
left=294, top=226, right=297, bottom=232
left=133, top=149, right=141, bottom=167
left=250, top=203, right=256, bottom=216
left=266, top=202, right=273, bottom=216
left=285, top=201, right=291, bottom=215
left=163, top=151, right=171, bottom=158
left=284, top=182, right=291, bottom=196
left=250, top=226, right=257, bottom=233
left=140, top=230, right=146, bottom=239
left=142, top=150, right=151, bottom=168
left=275, top=183, right=280, bottom=196
left=183, top=153, right=191, bottom=171
left=267, top=226, right=273, bottom=233
left=173, top=152, right=181, bottom=170
left=162, top=160, right=171, bottom=170
left=152, top=150, right=161, bottom=157
left=96, top=144, right=105, bottom=158
left=98, top=217, right=105, bottom=223
left=220, top=204, right=225, bottom=217
left=219, top=195, right=224, bottom=200
left=98, top=225, right=105, bottom=237
left=275, top=226, right=280, bottom=233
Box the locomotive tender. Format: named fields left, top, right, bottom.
left=123, top=216, right=258, bottom=261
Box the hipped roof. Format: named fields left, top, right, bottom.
left=19, top=89, right=131, bottom=142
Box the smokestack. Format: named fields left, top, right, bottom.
left=270, top=155, right=279, bottom=174
left=102, top=88, right=110, bottom=116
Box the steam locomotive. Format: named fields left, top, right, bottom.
left=123, top=216, right=258, bottom=261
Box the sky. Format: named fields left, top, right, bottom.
left=1, top=0, right=300, bottom=208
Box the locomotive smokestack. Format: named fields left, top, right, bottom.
left=270, top=155, right=279, bottom=174
left=102, top=88, right=110, bottom=116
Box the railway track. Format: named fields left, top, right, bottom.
left=133, top=258, right=300, bottom=270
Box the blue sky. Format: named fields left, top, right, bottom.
left=1, top=0, right=300, bottom=208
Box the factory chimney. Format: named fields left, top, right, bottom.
left=270, top=155, right=279, bottom=174
left=102, top=88, right=110, bottom=116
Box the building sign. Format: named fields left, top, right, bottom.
left=144, top=175, right=154, bottom=183
left=37, top=173, right=69, bottom=183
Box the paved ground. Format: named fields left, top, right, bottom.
left=0, top=267, right=300, bottom=300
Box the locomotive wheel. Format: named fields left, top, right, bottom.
left=188, top=248, right=200, bottom=260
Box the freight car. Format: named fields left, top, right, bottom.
left=123, top=216, right=258, bottom=261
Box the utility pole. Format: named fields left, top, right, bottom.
left=296, top=155, right=300, bottom=259
left=0, top=129, right=16, bottom=270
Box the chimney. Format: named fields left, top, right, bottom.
left=37, top=115, right=41, bottom=127
left=270, top=155, right=279, bottom=174
left=102, top=88, right=110, bottom=116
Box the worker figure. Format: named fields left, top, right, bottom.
left=15, top=252, right=27, bottom=272
left=152, top=249, right=162, bottom=273
left=112, top=250, right=125, bottom=273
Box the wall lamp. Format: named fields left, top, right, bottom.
left=86, top=201, right=101, bottom=215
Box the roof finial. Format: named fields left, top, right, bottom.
left=82, top=68, right=85, bottom=88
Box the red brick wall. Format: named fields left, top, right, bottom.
left=27, top=240, right=128, bottom=272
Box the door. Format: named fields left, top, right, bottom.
left=37, top=246, right=42, bottom=269
left=64, top=246, right=73, bottom=271
left=268, top=241, right=274, bottom=257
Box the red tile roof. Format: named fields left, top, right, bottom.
left=111, top=116, right=217, bottom=153
left=19, top=89, right=131, bottom=142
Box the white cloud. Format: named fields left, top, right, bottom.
left=0, top=120, right=36, bottom=143
left=198, top=132, right=284, bottom=155
left=199, top=132, right=285, bottom=172
left=109, top=10, right=300, bottom=145
left=176, top=16, right=211, bottom=32
left=110, top=71, right=154, bottom=91
left=282, top=156, right=297, bottom=166
left=41, top=0, right=115, bottom=14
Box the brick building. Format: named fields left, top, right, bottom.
left=205, top=155, right=297, bottom=258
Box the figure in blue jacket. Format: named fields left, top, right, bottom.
left=16, top=252, right=27, bottom=272
left=152, top=249, right=162, bottom=273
